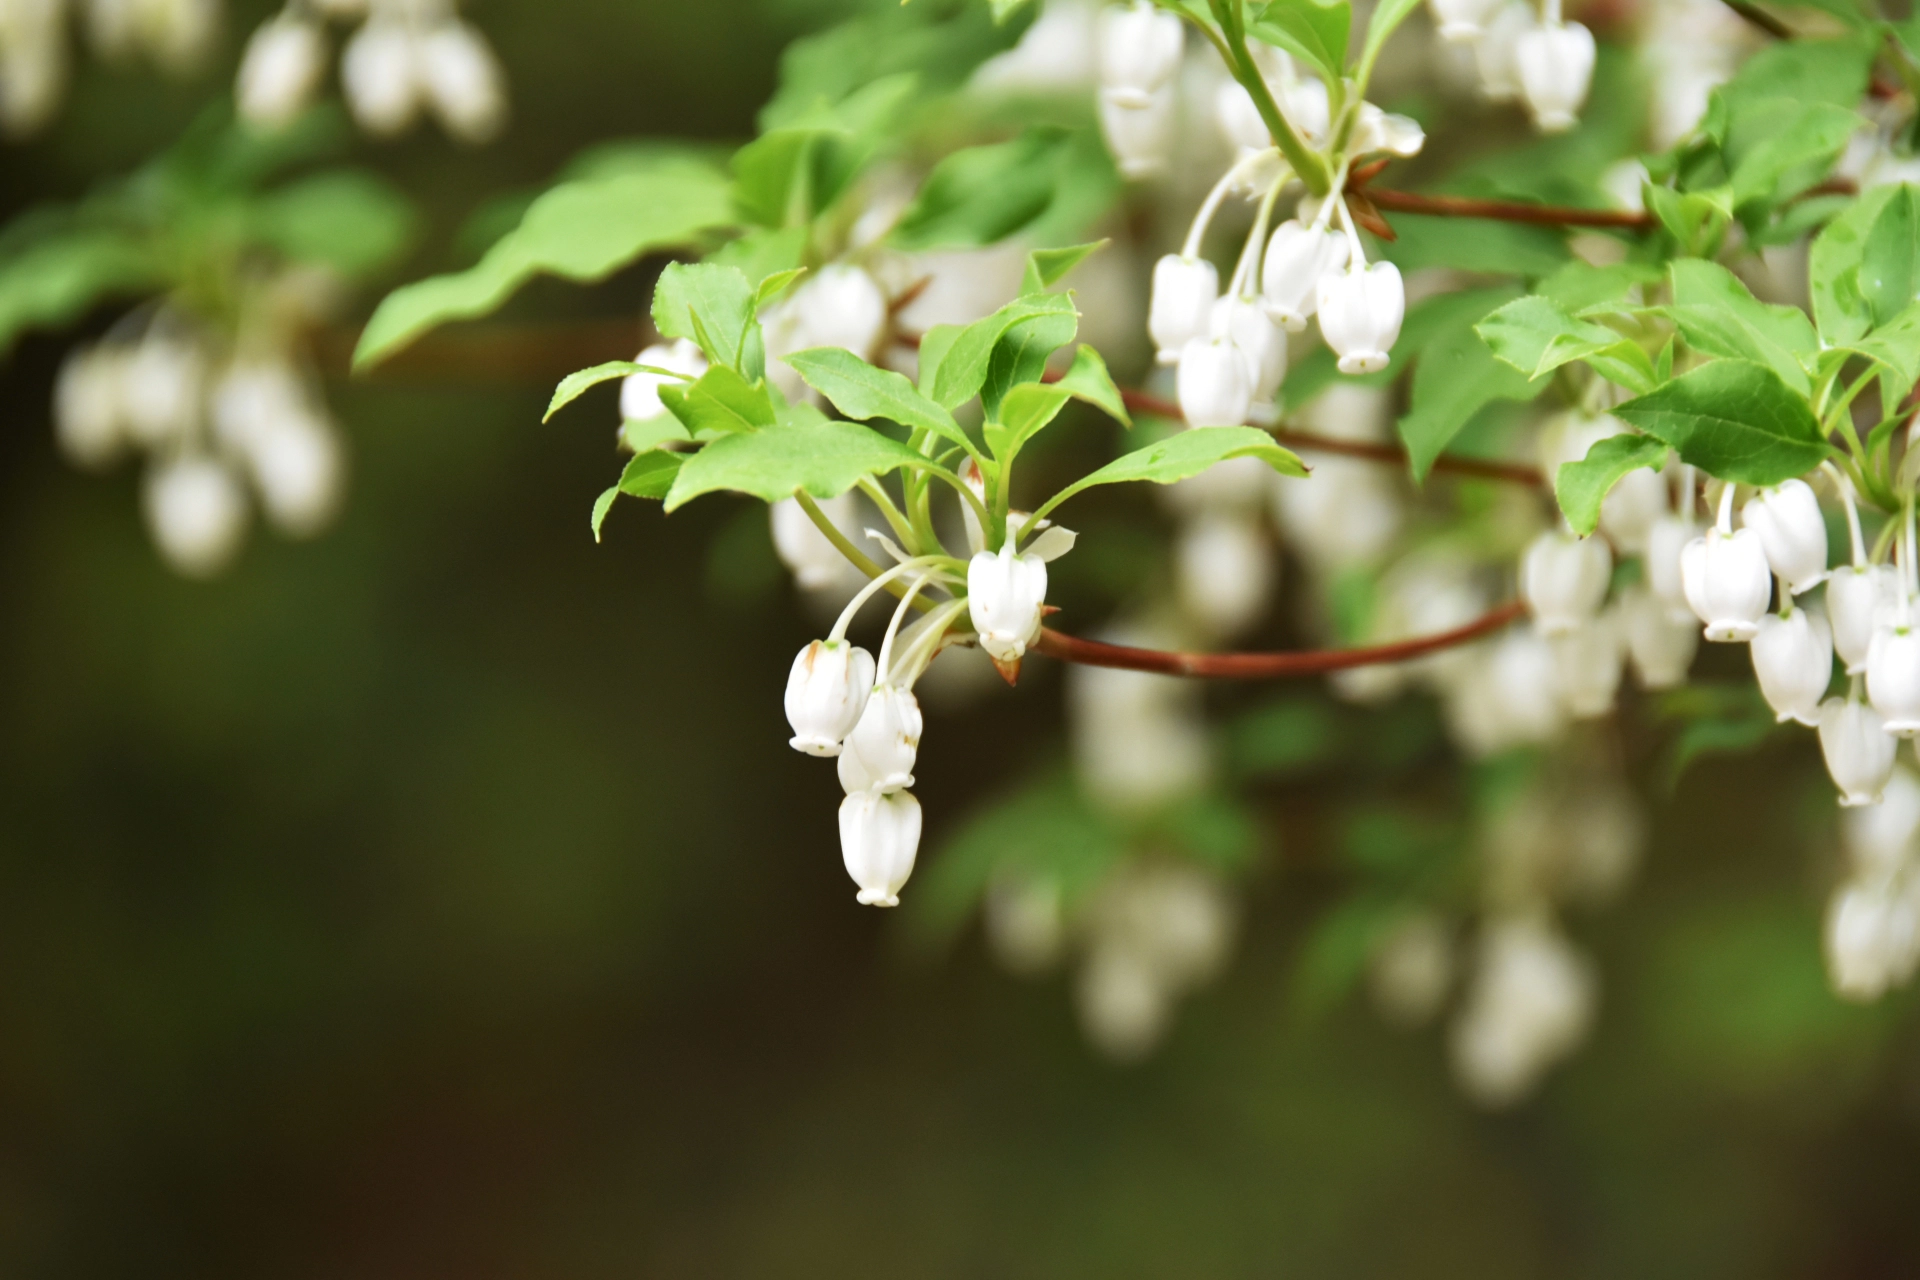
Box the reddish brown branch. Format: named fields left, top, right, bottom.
left=1362, top=188, right=1652, bottom=230
left=1033, top=601, right=1527, bottom=679
left=1115, top=387, right=1545, bottom=487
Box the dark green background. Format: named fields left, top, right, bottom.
left=1, top=1, right=1918, bottom=1274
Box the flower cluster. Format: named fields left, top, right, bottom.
left=1426, top=0, right=1595, bottom=133
left=236, top=0, right=505, bottom=141
left=0, top=0, right=216, bottom=135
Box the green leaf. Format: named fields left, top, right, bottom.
left=1535, top=259, right=1660, bottom=314
left=734, top=75, right=918, bottom=227
left=1022, top=240, right=1108, bottom=295
left=658, top=365, right=778, bottom=437
left=1555, top=433, right=1669, bottom=536
left=1712, top=37, right=1874, bottom=123
left=1860, top=184, right=1920, bottom=328
left=924, top=292, right=1079, bottom=409
left=592, top=451, right=685, bottom=542
left=1844, top=300, right=1920, bottom=405
left=1250, top=0, right=1352, bottom=82
left=545, top=360, right=650, bottom=423
left=651, top=262, right=757, bottom=371
left=1613, top=360, right=1832, bottom=486
left=993, top=383, right=1073, bottom=459
left=1040, top=427, right=1308, bottom=515
left=981, top=307, right=1080, bottom=417
left=663, top=412, right=935, bottom=511
left=1475, top=295, right=1657, bottom=392
left=1644, top=185, right=1731, bottom=259
left=621, top=416, right=692, bottom=453
left=1050, top=343, right=1132, bottom=427
left=1662, top=259, right=1818, bottom=396
left=0, top=228, right=161, bottom=356
left=353, top=157, right=733, bottom=369
left=781, top=346, right=976, bottom=456
left=1726, top=101, right=1860, bottom=209
left=1399, top=316, right=1543, bottom=481
left=1810, top=183, right=1898, bottom=343
left=249, top=170, right=417, bottom=280
left=891, top=128, right=1072, bottom=251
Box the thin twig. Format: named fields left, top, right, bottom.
left=1033, top=601, right=1528, bottom=679
left=1114, top=387, right=1545, bottom=487
left=1362, top=188, right=1652, bottom=230
left=1718, top=0, right=1794, bottom=39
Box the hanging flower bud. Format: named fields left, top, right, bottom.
left=418, top=21, right=507, bottom=144
left=1473, top=3, right=1535, bottom=103
left=1149, top=255, right=1219, bottom=365
left=968, top=541, right=1048, bottom=663
left=1621, top=583, right=1698, bottom=689
left=1515, top=22, right=1596, bottom=133
left=1680, top=525, right=1771, bottom=642
left=236, top=15, right=326, bottom=129
left=1819, top=696, right=1897, bottom=806
left=838, top=789, right=922, bottom=907
left=54, top=344, right=128, bottom=469
left=1867, top=623, right=1920, bottom=735
left=836, top=685, right=923, bottom=794
left=1521, top=531, right=1612, bottom=637
left=142, top=455, right=249, bottom=579
left=1350, top=102, right=1426, bottom=157
left=1210, top=296, right=1286, bottom=404
left=248, top=414, right=346, bottom=537
left=1098, top=84, right=1175, bottom=179
left=1096, top=0, right=1183, bottom=109
left=1645, top=514, right=1697, bottom=618
left=1427, top=0, right=1506, bottom=41
left=1549, top=613, right=1622, bottom=718
left=1829, top=564, right=1896, bottom=674
left=1260, top=220, right=1348, bottom=332
left=1741, top=480, right=1829, bottom=597
left=341, top=20, right=420, bottom=135
left=620, top=339, right=707, bottom=424
left=1316, top=261, right=1405, bottom=376
left=784, top=639, right=876, bottom=756
left=122, top=334, right=205, bottom=447
left=1751, top=605, right=1834, bottom=726
left=1176, top=333, right=1254, bottom=427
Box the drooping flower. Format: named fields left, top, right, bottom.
left=1316, top=261, right=1405, bottom=376
left=838, top=789, right=922, bottom=907
left=784, top=639, right=876, bottom=757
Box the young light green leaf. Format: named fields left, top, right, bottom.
left=891, top=128, right=1071, bottom=251
left=1860, top=184, right=1920, bottom=328
left=1022, top=240, right=1109, bottom=295
left=663, top=415, right=934, bottom=511
left=1555, top=433, right=1669, bottom=536
left=651, top=262, right=757, bottom=370
left=1038, top=427, right=1308, bottom=517
left=591, top=487, right=620, bottom=543
left=1810, top=183, right=1897, bottom=343
left=1050, top=344, right=1132, bottom=427
left=1249, top=0, right=1352, bottom=83
left=544, top=360, right=656, bottom=423
left=1475, top=295, right=1657, bottom=392
left=353, top=158, right=732, bottom=369
left=1613, top=360, right=1832, bottom=486
left=0, top=228, right=161, bottom=357
left=621, top=415, right=693, bottom=453
left=1644, top=185, right=1730, bottom=259
left=1662, top=259, right=1818, bottom=396
left=981, top=308, right=1080, bottom=417
left=994, top=383, right=1074, bottom=459
left=1399, top=317, right=1542, bottom=481
left=593, top=451, right=686, bottom=541
left=1843, top=300, right=1920, bottom=403
left=925, top=292, right=1079, bottom=409
left=659, top=365, right=777, bottom=437
left=782, top=346, right=977, bottom=456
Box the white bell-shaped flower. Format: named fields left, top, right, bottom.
left=54, top=344, right=128, bottom=469
left=784, top=639, right=876, bottom=756
left=1095, top=0, right=1183, bottom=109
left=1350, top=102, right=1427, bottom=157
left=236, top=15, right=326, bottom=129
left=1175, top=512, right=1275, bottom=640
left=1751, top=605, right=1833, bottom=726
left=1098, top=84, right=1175, bottom=179
left=143, top=455, right=250, bottom=579
left=1867, top=623, right=1920, bottom=735
left=1260, top=220, right=1349, bottom=331
left=1215, top=79, right=1270, bottom=155
left=248, top=413, right=345, bottom=537
left=1549, top=613, right=1622, bottom=718
left=620, top=339, right=707, bottom=424
left=341, top=20, right=420, bottom=135
left=1149, top=255, right=1220, bottom=365
left=1522, top=531, right=1612, bottom=637
left=1515, top=22, right=1595, bottom=132
left=1428, top=0, right=1506, bottom=41
left=838, top=789, right=922, bottom=907
left=1829, top=564, right=1896, bottom=673
left=1599, top=466, right=1668, bottom=556
left=1177, top=333, right=1253, bottom=427
left=1210, top=296, right=1286, bottom=404
left=1680, top=525, right=1772, bottom=642
left=1621, top=583, right=1699, bottom=688
left=1741, top=480, right=1828, bottom=596
left=836, top=684, right=923, bottom=794
left=794, top=264, right=889, bottom=360
left=1819, top=696, right=1897, bottom=806
left=1473, top=2, right=1536, bottom=103
left=418, top=21, right=506, bottom=144
left=968, top=540, right=1048, bottom=663
left=1645, top=514, right=1698, bottom=618
left=1316, top=261, right=1405, bottom=376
